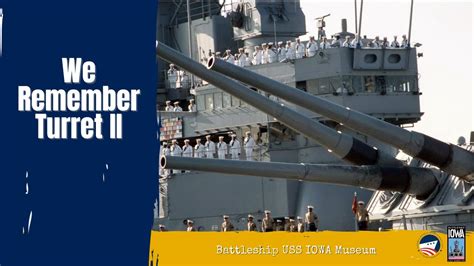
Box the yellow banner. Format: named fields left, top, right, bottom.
left=149, top=230, right=471, bottom=266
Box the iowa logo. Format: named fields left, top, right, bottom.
left=418, top=233, right=441, bottom=257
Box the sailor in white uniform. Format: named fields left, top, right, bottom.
left=342, top=36, right=351, bottom=47
left=306, top=36, right=318, bottom=57
left=173, top=101, right=183, bottom=112
left=252, top=46, right=262, bottom=65
left=244, top=131, right=255, bottom=161
left=229, top=134, right=241, bottom=160
left=400, top=34, right=408, bottom=48
left=319, top=36, right=330, bottom=49
left=277, top=41, right=286, bottom=62
left=331, top=35, right=342, bottom=48
left=188, top=99, right=197, bottom=112
left=261, top=43, right=268, bottom=64
left=205, top=135, right=216, bottom=159
left=164, top=100, right=173, bottom=111
left=244, top=51, right=251, bottom=66
left=224, top=49, right=235, bottom=64
left=381, top=37, right=389, bottom=48
left=217, top=136, right=228, bottom=159
left=170, top=139, right=182, bottom=174
left=236, top=48, right=247, bottom=67
left=373, top=36, right=381, bottom=48
left=194, top=139, right=205, bottom=158
left=180, top=72, right=190, bottom=88
left=182, top=139, right=193, bottom=158
left=167, top=63, right=178, bottom=89
left=295, top=38, right=305, bottom=59
left=267, top=42, right=277, bottom=63
left=285, top=40, right=295, bottom=60
left=170, top=139, right=182, bottom=157
left=390, top=35, right=400, bottom=48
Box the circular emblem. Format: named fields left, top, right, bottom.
left=418, top=233, right=441, bottom=257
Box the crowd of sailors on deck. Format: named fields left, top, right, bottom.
left=160, top=131, right=257, bottom=168
left=166, top=34, right=409, bottom=89
left=157, top=203, right=370, bottom=232
left=164, top=99, right=196, bottom=112
left=212, top=34, right=409, bottom=67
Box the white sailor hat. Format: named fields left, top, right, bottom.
left=159, top=224, right=166, bottom=228
left=245, top=131, right=251, bottom=135
left=238, top=47, right=244, bottom=51
left=289, top=218, right=295, bottom=222
left=345, top=36, right=350, bottom=39
left=286, top=40, right=292, bottom=43
left=218, top=136, right=224, bottom=140
left=277, top=41, right=283, bottom=45
left=196, top=138, right=201, bottom=142
left=276, top=219, right=282, bottom=223
left=171, top=139, right=177, bottom=143
left=174, top=101, right=180, bottom=105
left=206, top=135, right=211, bottom=138
left=248, top=214, right=254, bottom=218
left=226, top=49, right=231, bottom=52
left=223, top=215, right=229, bottom=219
left=231, top=133, right=237, bottom=137
left=297, top=216, right=302, bottom=220
left=184, top=139, right=190, bottom=143
left=187, top=219, right=194, bottom=224
left=268, top=42, right=274, bottom=46
left=166, top=100, right=171, bottom=104
left=307, top=205, right=314, bottom=209
left=254, top=45, right=260, bottom=49
left=264, top=210, right=271, bottom=214
left=261, top=43, right=267, bottom=46
left=358, top=201, right=365, bottom=205
left=189, top=99, right=194, bottom=102
left=169, top=63, right=175, bottom=67
left=216, top=51, right=221, bottom=55
left=284, top=216, right=290, bottom=220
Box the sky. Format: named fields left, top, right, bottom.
left=300, top=0, right=473, bottom=144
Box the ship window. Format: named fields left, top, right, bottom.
left=223, top=93, right=231, bottom=108
left=388, top=54, right=401, bottom=64
left=205, top=93, right=214, bottom=110
left=364, top=54, right=377, bottom=64
left=196, top=95, right=205, bottom=111
left=231, top=95, right=240, bottom=107
left=214, top=93, right=223, bottom=109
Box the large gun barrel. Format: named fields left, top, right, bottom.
left=156, top=42, right=398, bottom=166
left=161, top=156, right=438, bottom=200
left=207, top=57, right=474, bottom=182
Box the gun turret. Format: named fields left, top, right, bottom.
left=156, top=42, right=398, bottom=166
left=206, top=56, right=474, bottom=182
left=161, top=156, right=438, bottom=200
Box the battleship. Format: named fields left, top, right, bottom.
left=155, top=0, right=474, bottom=232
